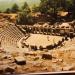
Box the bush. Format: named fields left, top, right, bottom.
left=46, top=45, right=53, bottom=50
left=39, top=46, right=43, bottom=51
left=34, top=46, right=37, bottom=51
left=17, top=12, right=34, bottom=25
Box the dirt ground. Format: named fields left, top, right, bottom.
left=0, top=37, right=75, bottom=74
left=0, top=19, right=75, bottom=74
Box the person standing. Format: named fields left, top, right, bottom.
left=47, top=35, right=49, bottom=41
left=69, top=32, right=74, bottom=41
left=28, top=45, right=31, bottom=51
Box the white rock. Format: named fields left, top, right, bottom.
left=52, top=59, right=58, bottom=63
left=63, top=65, right=74, bottom=71
left=14, top=56, right=26, bottom=65
left=58, top=59, right=63, bottom=62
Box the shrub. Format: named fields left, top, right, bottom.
left=34, top=46, right=37, bottom=51
left=46, top=45, right=53, bottom=50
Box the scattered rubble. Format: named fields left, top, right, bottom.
left=52, top=64, right=63, bottom=71
left=0, top=46, right=75, bottom=74
left=42, top=54, right=52, bottom=60
left=4, top=66, right=15, bottom=74
left=63, top=65, right=74, bottom=71
left=14, top=56, right=26, bottom=65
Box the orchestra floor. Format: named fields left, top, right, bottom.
left=25, top=34, right=63, bottom=48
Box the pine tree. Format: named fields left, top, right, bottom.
left=11, top=3, right=19, bottom=13
left=22, top=2, right=31, bottom=13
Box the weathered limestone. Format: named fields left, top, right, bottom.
left=42, top=54, right=52, bottom=60
left=14, top=56, right=26, bottom=65
left=63, top=65, right=74, bottom=71
left=5, top=66, right=15, bottom=74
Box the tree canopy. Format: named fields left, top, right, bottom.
left=22, top=2, right=31, bottom=13
left=39, top=0, right=73, bottom=14
left=32, top=4, right=39, bottom=13
left=17, top=2, right=34, bottom=25
left=4, top=0, right=75, bottom=24
left=5, top=8, right=11, bottom=13
left=11, top=3, right=19, bottom=13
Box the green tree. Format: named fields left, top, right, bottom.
left=60, top=0, right=73, bottom=11
left=39, top=0, right=75, bottom=21
left=32, top=4, right=39, bottom=13
left=0, top=10, right=2, bottom=13
left=17, top=2, right=33, bottom=24
left=39, top=0, right=61, bottom=22
left=11, top=3, right=19, bottom=13
left=21, top=2, right=31, bottom=13
left=17, top=11, right=33, bottom=24
left=39, top=0, right=58, bottom=14
left=5, top=8, right=11, bottom=13
left=39, top=0, right=73, bottom=14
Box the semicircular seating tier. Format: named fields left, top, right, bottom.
left=0, top=24, right=25, bottom=51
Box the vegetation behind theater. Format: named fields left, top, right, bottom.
left=1, top=0, right=75, bottom=24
